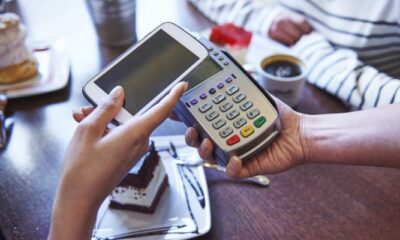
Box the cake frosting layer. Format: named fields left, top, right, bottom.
left=110, top=161, right=167, bottom=208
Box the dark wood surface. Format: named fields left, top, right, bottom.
left=1, top=0, right=400, bottom=239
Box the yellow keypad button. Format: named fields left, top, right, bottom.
left=240, top=125, right=254, bottom=138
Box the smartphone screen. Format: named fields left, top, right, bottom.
left=95, top=29, right=200, bottom=115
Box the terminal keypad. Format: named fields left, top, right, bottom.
left=196, top=76, right=267, bottom=146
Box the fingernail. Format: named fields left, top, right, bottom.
left=110, top=86, right=123, bottom=99
left=82, top=106, right=92, bottom=113
left=181, top=82, right=188, bottom=91
left=186, top=130, right=194, bottom=145
left=201, top=143, right=207, bottom=153
left=72, top=108, right=82, bottom=116
left=227, top=156, right=241, bottom=176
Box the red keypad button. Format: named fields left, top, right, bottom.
left=226, top=134, right=240, bottom=146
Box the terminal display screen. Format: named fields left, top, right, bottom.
left=183, top=58, right=222, bottom=90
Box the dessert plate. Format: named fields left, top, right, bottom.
left=0, top=39, right=69, bottom=98
left=92, top=135, right=211, bottom=240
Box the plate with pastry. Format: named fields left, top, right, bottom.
left=0, top=13, right=69, bottom=98
left=92, top=135, right=211, bottom=240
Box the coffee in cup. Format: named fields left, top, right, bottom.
left=256, top=54, right=307, bottom=107
left=263, top=60, right=302, bottom=78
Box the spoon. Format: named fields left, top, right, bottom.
left=200, top=162, right=270, bottom=186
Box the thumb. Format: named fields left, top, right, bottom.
left=226, top=156, right=251, bottom=179
left=81, top=86, right=124, bottom=137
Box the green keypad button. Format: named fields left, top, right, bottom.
left=254, top=116, right=266, bottom=128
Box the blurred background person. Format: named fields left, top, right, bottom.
left=188, top=0, right=400, bottom=109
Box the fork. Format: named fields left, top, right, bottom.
left=168, top=142, right=270, bottom=187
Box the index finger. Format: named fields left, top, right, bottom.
left=126, top=82, right=188, bottom=134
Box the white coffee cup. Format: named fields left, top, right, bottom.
left=249, top=54, right=307, bottom=107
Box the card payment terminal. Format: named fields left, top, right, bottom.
left=175, top=38, right=280, bottom=167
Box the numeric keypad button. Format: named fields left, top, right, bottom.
left=219, top=102, right=233, bottom=112
left=227, top=109, right=240, bottom=120
left=233, top=92, right=246, bottom=103
left=212, top=118, right=226, bottom=129
left=226, top=85, right=239, bottom=95
left=198, top=103, right=212, bottom=113
left=240, top=100, right=253, bottom=111
left=233, top=117, right=247, bottom=129
left=205, top=111, right=219, bottom=121
left=219, top=126, right=233, bottom=138
left=247, top=108, right=260, bottom=119
left=212, top=93, right=226, bottom=104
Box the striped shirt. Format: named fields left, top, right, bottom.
left=189, top=0, right=400, bottom=109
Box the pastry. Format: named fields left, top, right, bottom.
left=0, top=13, right=37, bottom=84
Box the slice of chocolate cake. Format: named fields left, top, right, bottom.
left=109, top=142, right=168, bottom=214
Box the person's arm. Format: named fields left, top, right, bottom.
left=304, top=103, right=400, bottom=168
left=48, top=83, right=187, bottom=240
left=188, top=0, right=280, bottom=34
left=188, top=0, right=312, bottom=45
left=185, top=98, right=400, bottom=179
left=292, top=32, right=400, bottom=109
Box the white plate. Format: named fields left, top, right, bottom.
left=92, top=135, right=211, bottom=240
left=0, top=39, right=69, bottom=98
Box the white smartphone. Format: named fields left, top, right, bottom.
left=83, top=22, right=208, bottom=123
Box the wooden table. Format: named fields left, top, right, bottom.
left=1, top=0, right=400, bottom=239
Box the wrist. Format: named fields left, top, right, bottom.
left=55, top=189, right=100, bottom=218
left=300, top=113, right=346, bottom=165
left=298, top=113, right=313, bottom=164
left=49, top=188, right=100, bottom=240
left=49, top=174, right=103, bottom=239
left=61, top=166, right=107, bottom=208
